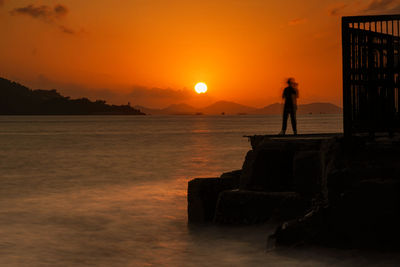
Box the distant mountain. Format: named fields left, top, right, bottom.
left=136, top=101, right=342, bottom=115
left=257, top=102, right=342, bottom=115
left=163, top=103, right=198, bottom=115
left=135, top=101, right=257, bottom=115
left=0, top=77, right=145, bottom=115
left=256, top=103, right=283, bottom=114
left=134, top=103, right=197, bottom=115
left=200, top=101, right=257, bottom=115
left=298, top=102, right=342, bottom=114
left=134, top=105, right=164, bottom=115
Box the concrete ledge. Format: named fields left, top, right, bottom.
left=245, top=134, right=342, bottom=150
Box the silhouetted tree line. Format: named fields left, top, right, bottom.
left=0, top=78, right=145, bottom=115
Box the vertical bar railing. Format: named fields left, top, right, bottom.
left=342, top=15, right=400, bottom=136
left=342, top=18, right=352, bottom=137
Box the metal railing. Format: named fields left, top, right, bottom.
left=342, top=15, right=400, bottom=136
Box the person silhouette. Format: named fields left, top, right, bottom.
left=279, top=78, right=298, bottom=135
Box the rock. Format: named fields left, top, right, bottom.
left=220, top=169, right=241, bottom=186
left=214, top=190, right=309, bottom=224
left=292, top=150, right=322, bottom=196
left=240, top=136, right=338, bottom=193
left=187, top=177, right=238, bottom=223
left=271, top=205, right=330, bottom=246
left=272, top=179, right=400, bottom=248
left=326, top=179, right=400, bottom=247
left=240, top=148, right=294, bottom=191
left=187, top=134, right=400, bottom=249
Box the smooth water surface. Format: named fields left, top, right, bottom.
left=1, top=115, right=398, bottom=266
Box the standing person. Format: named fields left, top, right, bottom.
left=279, top=78, right=299, bottom=135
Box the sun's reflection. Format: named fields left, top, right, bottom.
left=187, top=118, right=215, bottom=172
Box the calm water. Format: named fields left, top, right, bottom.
left=0, top=114, right=399, bottom=266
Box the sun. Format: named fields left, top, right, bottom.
left=194, top=82, right=207, bottom=94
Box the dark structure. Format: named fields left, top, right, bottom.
left=342, top=15, right=400, bottom=136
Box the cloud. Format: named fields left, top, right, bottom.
left=10, top=4, right=68, bottom=22
left=126, top=86, right=219, bottom=108
left=288, top=18, right=307, bottom=26
left=54, top=4, right=68, bottom=17
left=59, top=25, right=74, bottom=34
left=127, top=86, right=197, bottom=107
left=328, top=3, right=348, bottom=16
left=128, top=86, right=194, bottom=100
left=365, top=0, right=393, bottom=11
left=327, top=0, right=400, bottom=17
left=11, top=5, right=49, bottom=19
left=10, top=3, right=74, bottom=34
left=30, top=74, right=122, bottom=102
left=363, top=0, right=400, bottom=13
left=392, top=4, right=400, bottom=12
left=27, top=75, right=198, bottom=107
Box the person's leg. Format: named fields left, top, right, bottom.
left=280, top=108, right=288, bottom=135
left=290, top=109, right=297, bottom=135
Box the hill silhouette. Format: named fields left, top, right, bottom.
left=163, top=103, right=198, bottom=115
left=256, top=102, right=342, bottom=115
left=0, top=78, right=145, bottom=115
left=201, top=101, right=257, bottom=114
left=136, top=101, right=342, bottom=115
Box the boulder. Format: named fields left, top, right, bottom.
left=214, top=190, right=309, bottom=224
left=292, top=150, right=322, bottom=196
left=271, top=205, right=330, bottom=246
left=240, top=148, right=294, bottom=191
left=187, top=177, right=238, bottom=223
left=272, top=179, right=400, bottom=248
left=220, top=169, right=241, bottom=186
left=240, top=136, right=338, bottom=193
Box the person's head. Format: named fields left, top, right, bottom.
left=287, top=78, right=295, bottom=87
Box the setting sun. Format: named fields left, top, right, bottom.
left=195, top=82, right=208, bottom=94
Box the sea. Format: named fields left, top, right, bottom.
left=0, top=114, right=399, bottom=266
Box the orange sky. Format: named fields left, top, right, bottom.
left=0, top=0, right=399, bottom=108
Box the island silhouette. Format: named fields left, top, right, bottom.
left=0, top=78, right=145, bottom=115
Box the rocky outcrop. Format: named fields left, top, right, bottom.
left=187, top=133, right=400, bottom=248
left=239, top=135, right=341, bottom=197
left=271, top=135, right=400, bottom=248
left=214, top=190, right=309, bottom=224
left=187, top=170, right=241, bottom=223
left=239, top=148, right=294, bottom=191
left=271, top=179, right=400, bottom=248
left=188, top=135, right=339, bottom=224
